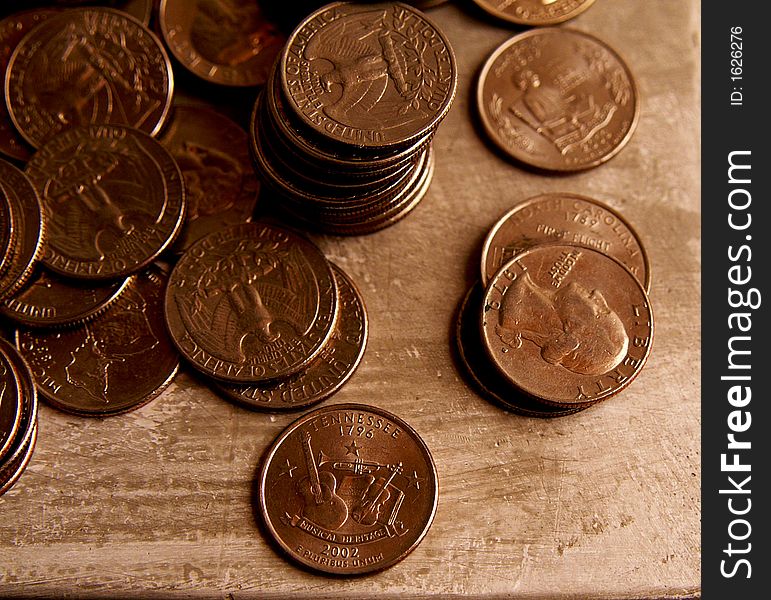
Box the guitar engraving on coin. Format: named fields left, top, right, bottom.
left=5, top=7, right=173, bottom=148
left=216, top=263, right=367, bottom=410
left=480, top=193, right=650, bottom=290
left=159, top=0, right=285, bottom=87
left=472, top=0, right=596, bottom=26
left=159, top=105, right=260, bottom=253
left=481, top=244, right=653, bottom=405
left=165, top=223, right=338, bottom=383
left=477, top=28, right=639, bottom=171
left=259, top=403, right=438, bottom=575
left=25, top=125, right=186, bottom=280
left=281, top=2, right=457, bottom=148
left=15, top=268, right=180, bottom=416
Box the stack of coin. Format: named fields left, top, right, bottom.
left=456, top=193, right=654, bottom=416
left=249, top=1, right=457, bottom=235
left=0, top=336, right=38, bottom=497
left=164, top=221, right=368, bottom=411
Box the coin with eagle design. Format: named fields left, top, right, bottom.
left=165, top=222, right=338, bottom=384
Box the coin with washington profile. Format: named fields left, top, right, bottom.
left=481, top=243, right=653, bottom=406
left=259, top=403, right=438, bottom=575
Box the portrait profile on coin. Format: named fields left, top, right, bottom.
left=496, top=270, right=629, bottom=376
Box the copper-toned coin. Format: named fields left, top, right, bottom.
left=477, top=28, right=639, bottom=171
left=15, top=267, right=180, bottom=416
left=471, top=0, right=595, bottom=25
left=0, top=342, right=22, bottom=463
left=0, top=9, right=57, bottom=162
left=0, top=160, right=45, bottom=301
left=43, top=0, right=152, bottom=24
left=25, top=125, right=186, bottom=280
left=0, top=421, right=36, bottom=497
left=280, top=1, right=457, bottom=150
left=159, top=0, right=285, bottom=87
left=259, top=403, right=438, bottom=575
left=159, top=105, right=260, bottom=253
left=0, top=267, right=131, bottom=328
left=5, top=7, right=173, bottom=148
left=456, top=283, right=584, bottom=417
left=0, top=335, right=38, bottom=493
left=0, top=186, right=15, bottom=279
left=480, top=193, right=650, bottom=290
left=481, top=244, right=653, bottom=406
left=217, top=263, right=367, bottom=410
left=165, top=223, right=338, bottom=383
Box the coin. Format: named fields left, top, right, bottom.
left=159, top=105, right=260, bottom=253
left=165, top=222, right=338, bottom=383
left=0, top=9, right=57, bottom=162
left=0, top=267, right=131, bottom=328
left=0, top=336, right=38, bottom=495
left=0, top=343, right=22, bottom=463
left=259, top=403, right=438, bottom=575
left=43, top=1, right=153, bottom=22
left=25, top=124, right=186, bottom=280
left=480, top=193, right=651, bottom=290
left=216, top=263, right=367, bottom=410
left=280, top=1, right=457, bottom=150
left=0, top=160, right=46, bottom=301
left=455, top=283, right=584, bottom=417
left=5, top=7, right=174, bottom=148
left=15, top=267, right=180, bottom=416
left=481, top=244, right=653, bottom=406
left=159, top=0, right=285, bottom=87
left=471, top=0, right=595, bottom=26
left=477, top=28, right=639, bottom=171
left=0, top=421, right=36, bottom=497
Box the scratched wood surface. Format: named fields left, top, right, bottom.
left=0, top=1, right=701, bottom=598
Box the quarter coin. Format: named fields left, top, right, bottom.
left=259, top=403, right=438, bottom=575
left=477, top=28, right=639, bottom=171
left=165, top=222, right=338, bottom=383
left=0, top=342, right=22, bottom=463
left=480, top=193, right=650, bottom=290
left=481, top=244, right=653, bottom=405
left=15, top=267, right=180, bottom=416
left=5, top=7, right=173, bottom=148
left=25, top=125, right=186, bottom=280
left=216, top=263, right=367, bottom=410
left=159, top=0, right=285, bottom=87
left=280, top=1, right=457, bottom=150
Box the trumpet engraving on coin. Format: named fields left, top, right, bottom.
left=283, top=432, right=408, bottom=536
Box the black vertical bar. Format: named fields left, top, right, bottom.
left=702, top=3, right=768, bottom=597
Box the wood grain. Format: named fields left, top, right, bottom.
left=0, top=1, right=701, bottom=597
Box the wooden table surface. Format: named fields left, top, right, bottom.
left=0, top=1, right=701, bottom=598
